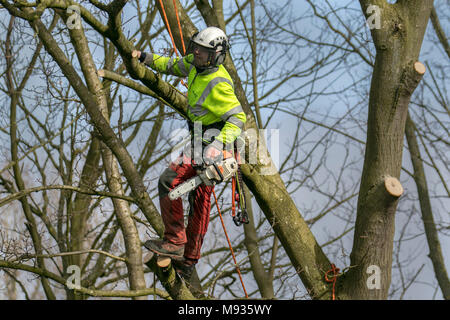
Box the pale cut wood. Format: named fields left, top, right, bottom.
left=414, top=61, right=426, bottom=75
left=157, top=256, right=171, bottom=268
left=143, top=252, right=154, bottom=265
left=97, top=69, right=104, bottom=77
left=384, top=176, right=404, bottom=197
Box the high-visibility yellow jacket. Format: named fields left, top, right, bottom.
left=142, top=53, right=246, bottom=147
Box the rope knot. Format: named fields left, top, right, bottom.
left=325, top=263, right=340, bottom=300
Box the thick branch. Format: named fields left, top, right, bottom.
left=22, top=12, right=164, bottom=236
left=98, top=69, right=188, bottom=118
left=144, top=256, right=197, bottom=300
left=74, top=286, right=170, bottom=299
left=14, top=249, right=127, bottom=263
left=430, top=6, right=450, bottom=59
left=405, top=114, right=450, bottom=300
left=0, top=184, right=135, bottom=208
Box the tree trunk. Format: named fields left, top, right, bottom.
left=242, top=184, right=275, bottom=299
left=339, top=0, right=433, bottom=299
left=70, top=137, right=102, bottom=274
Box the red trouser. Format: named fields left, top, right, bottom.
left=158, top=154, right=214, bottom=261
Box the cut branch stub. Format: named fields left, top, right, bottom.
left=143, top=251, right=154, bottom=265
left=384, top=176, right=404, bottom=197
left=157, top=256, right=171, bottom=268
left=402, top=61, right=426, bottom=96
left=414, top=61, right=426, bottom=75
left=97, top=69, right=105, bottom=77
left=143, top=251, right=171, bottom=268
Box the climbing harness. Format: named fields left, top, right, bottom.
left=231, top=150, right=249, bottom=226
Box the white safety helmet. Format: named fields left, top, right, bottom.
left=188, top=27, right=230, bottom=68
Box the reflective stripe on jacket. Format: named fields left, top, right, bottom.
left=142, top=53, right=246, bottom=146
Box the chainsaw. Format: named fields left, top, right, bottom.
left=168, top=150, right=249, bottom=226
left=168, top=155, right=238, bottom=201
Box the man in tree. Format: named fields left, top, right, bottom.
left=133, top=27, right=246, bottom=281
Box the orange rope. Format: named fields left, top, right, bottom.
left=212, top=188, right=249, bottom=299
left=158, top=0, right=178, bottom=56
left=231, top=176, right=236, bottom=219
left=325, top=263, right=340, bottom=300
left=172, top=0, right=186, bottom=55
left=158, top=0, right=188, bottom=88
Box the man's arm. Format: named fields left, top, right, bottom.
left=132, top=50, right=193, bottom=77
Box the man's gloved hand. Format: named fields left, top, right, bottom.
left=203, top=142, right=222, bottom=165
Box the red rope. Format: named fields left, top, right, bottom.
left=212, top=188, right=249, bottom=299
left=325, top=263, right=340, bottom=300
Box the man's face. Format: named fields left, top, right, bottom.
left=192, top=43, right=212, bottom=68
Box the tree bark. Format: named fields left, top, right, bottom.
left=242, top=184, right=275, bottom=299
left=70, top=137, right=102, bottom=274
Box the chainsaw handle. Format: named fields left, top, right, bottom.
left=212, top=162, right=224, bottom=181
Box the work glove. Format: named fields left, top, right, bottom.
left=203, top=141, right=223, bottom=165
left=132, top=50, right=150, bottom=64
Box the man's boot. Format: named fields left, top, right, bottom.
left=144, top=239, right=184, bottom=258
left=172, top=258, right=196, bottom=282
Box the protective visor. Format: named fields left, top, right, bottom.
left=187, top=41, right=217, bottom=68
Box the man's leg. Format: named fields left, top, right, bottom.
left=184, top=184, right=214, bottom=263
left=169, top=184, right=213, bottom=281
left=147, top=155, right=197, bottom=255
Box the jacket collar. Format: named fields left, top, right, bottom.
left=196, top=66, right=219, bottom=75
